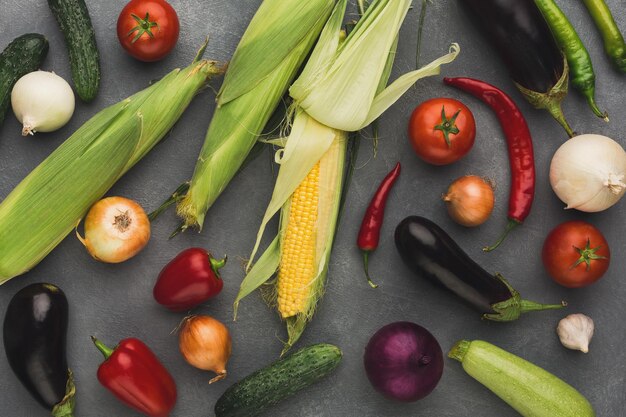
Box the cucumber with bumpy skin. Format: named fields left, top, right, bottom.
left=48, top=0, right=100, bottom=102
left=0, top=34, right=48, bottom=126
left=215, top=343, right=342, bottom=417
left=449, top=339, right=595, bottom=417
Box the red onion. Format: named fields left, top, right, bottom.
left=363, top=322, right=443, bottom=402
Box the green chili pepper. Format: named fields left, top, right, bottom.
left=581, top=0, right=626, bottom=73
left=534, top=0, right=608, bottom=121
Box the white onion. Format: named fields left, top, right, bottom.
left=550, top=134, right=626, bottom=212
left=11, top=70, right=75, bottom=136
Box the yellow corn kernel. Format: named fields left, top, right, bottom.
left=277, top=162, right=320, bottom=318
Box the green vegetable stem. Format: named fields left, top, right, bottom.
left=534, top=0, right=608, bottom=121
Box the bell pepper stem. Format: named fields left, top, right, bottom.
left=362, top=251, right=378, bottom=288
left=210, top=255, right=227, bottom=276
left=483, top=219, right=519, bottom=252
left=91, top=336, right=114, bottom=360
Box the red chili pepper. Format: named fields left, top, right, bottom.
left=91, top=337, right=177, bottom=417
left=444, top=77, right=536, bottom=252
left=357, top=162, right=401, bottom=288
left=153, top=248, right=226, bottom=312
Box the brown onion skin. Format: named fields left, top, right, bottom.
left=364, top=322, right=443, bottom=402
left=443, top=175, right=494, bottom=227
left=179, top=315, right=232, bottom=383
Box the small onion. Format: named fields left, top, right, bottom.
left=77, top=196, right=150, bottom=263
left=179, top=315, right=232, bottom=383
left=443, top=175, right=494, bottom=226
left=11, top=70, right=75, bottom=136
left=364, top=322, right=443, bottom=402
left=550, top=134, right=626, bottom=212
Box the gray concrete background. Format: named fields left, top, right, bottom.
left=0, top=0, right=624, bottom=416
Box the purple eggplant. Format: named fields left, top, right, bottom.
left=394, top=216, right=565, bottom=321
left=459, top=0, right=574, bottom=136
left=3, top=283, right=75, bottom=416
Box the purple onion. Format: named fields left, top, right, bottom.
left=363, top=321, right=444, bottom=402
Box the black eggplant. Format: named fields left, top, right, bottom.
left=4, top=283, right=75, bottom=417
left=459, top=0, right=575, bottom=137
left=394, top=216, right=565, bottom=321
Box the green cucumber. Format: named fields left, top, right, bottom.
left=48, top=0, right=100, bottom=102
left=215, top=343, right=342, bottom=417
left=449, top=340, right=595, bottom=417
left=0, top=34, right=48, bottom=126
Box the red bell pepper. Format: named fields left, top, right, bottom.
left=92, top=337, right=177, bottom=417
left=153, top=247, right=226, bottom=311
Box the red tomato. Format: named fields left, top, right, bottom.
left=117, top=0, right=180, bottom=62
left=542, top=221, right=610, bottom=288
left=408, top=98, right=476, bottom=165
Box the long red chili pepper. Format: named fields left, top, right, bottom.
left=92, top=336, right=177, bottom=417
left=357, top=162, right=401, bottom=288
left=443, top=77, right=535, bottom=252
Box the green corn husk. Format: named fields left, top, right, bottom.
left=175, top=0, right=336, bottom=231
left=0, top=56, right=222, bottom=283
left=235, top=0, right=460, bottom=353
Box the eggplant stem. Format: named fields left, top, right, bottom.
left=362, top=251, right=378, bottom=288
left=519, top=299, right=568, bottom=313
left=483, top=274, right=566, bottom=321
left=483, top=219, right=519, bottom=252
left=51, top=369, right=76, bottom=417
left=515, top=55, right=575, bottom=138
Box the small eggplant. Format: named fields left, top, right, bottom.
left=459, top=0, right=575, bottom=137
left=394, top=216, right=565, bottom=321
left=3, top=283, right=75, bottom=417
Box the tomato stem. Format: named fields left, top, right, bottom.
left=434, top=106, right=461, bottom=147
left=571, top=238, right=607, bottom=271
left=128, top=12, right=159, bottom=44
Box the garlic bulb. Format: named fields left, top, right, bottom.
left=11, top=71, right=75, bottom=136
left=550, top=134, right=626, bottom=212
left=556, top=314, right=594, bottom=353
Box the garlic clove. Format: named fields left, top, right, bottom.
left=556, top=313, right=594, bottom=353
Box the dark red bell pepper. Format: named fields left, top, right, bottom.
left=153, top=248, right=226, bottom=312
left=92, top=337, right=177, bottom=417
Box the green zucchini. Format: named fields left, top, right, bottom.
left=449, top=340, right=595, bottom=417
left=215, top=343, right=342, bottom=417
left=48, top=0, right=100, bottom=102
left=0, top=34, right=48, bottom=126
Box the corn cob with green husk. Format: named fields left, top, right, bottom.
left=174, top=0, right=336, bottom=231
left=234, top=0, right=460, bottom=353
left=0, top=52, right=222, bottom=283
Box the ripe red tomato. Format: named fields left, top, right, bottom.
left=408, top=98, right=476, bottom=165
left=542, top=221, right=610, bottom=288
left=117, top=0, right=180, bottom=62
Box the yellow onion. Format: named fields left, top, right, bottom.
left=443, top=175, right=494, bottom=227
left=179, top=315, right=232, bottom=383
left=77, top=196, right=150, bottom=263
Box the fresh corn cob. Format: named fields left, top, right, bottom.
left=277, top=162, right=320, bottom=318
left=0, top=54, right=222, bottom=283
left=235, top=0, right=460, bottom=354
left=175, top=0, right=336, bottom=231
